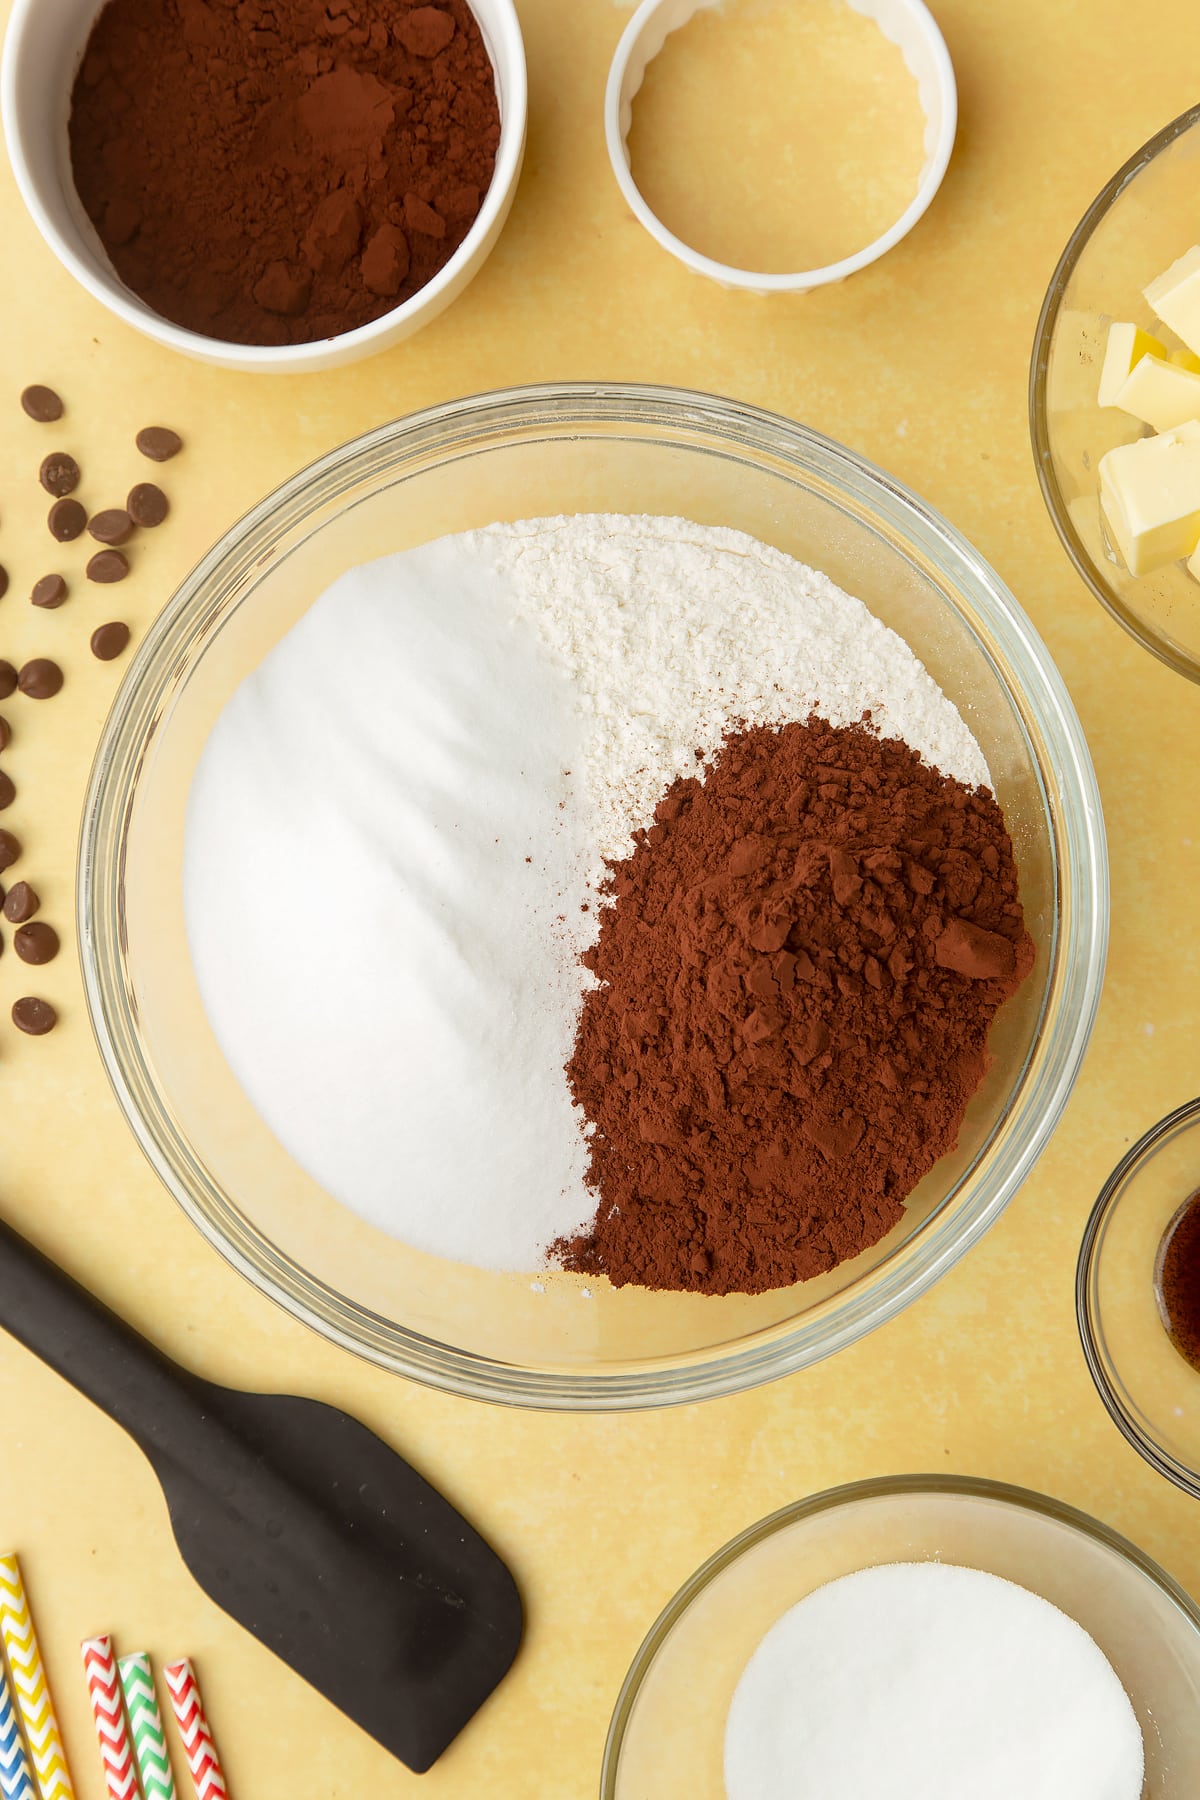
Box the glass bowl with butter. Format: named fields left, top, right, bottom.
left=79, top=384, right=1106, bottom=1409
left=1031, top=101, right=1200, bottom=681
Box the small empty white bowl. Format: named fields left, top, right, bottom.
left=1, top=0, right=527, bottom=373
left=605, top=0, right=957, bottom=294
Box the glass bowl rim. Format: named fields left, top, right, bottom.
left=601, top=1469, right=1200, bottom=1796
left=78, top=380, right=1109, bottom=1410
left=1029, top=100, right=1200, bottom=686
left=1077, top=1093, right=1200, bottom=1500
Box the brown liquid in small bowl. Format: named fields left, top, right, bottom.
left=1155, top=1188, right=1200, bottom=1370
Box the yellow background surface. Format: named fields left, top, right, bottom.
left=1, top=1, right=1198, bottom=1793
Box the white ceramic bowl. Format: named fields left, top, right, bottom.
left=605, top=0, right=956, bottom=294
left=1, top=0, right=527, bottom=373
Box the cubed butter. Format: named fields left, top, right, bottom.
left=1098, top=321, right=1166, bottom=405
left=1114, top=351, right=1200, bottom=431
left=1099, top=420, right=1200, bottom=575
left=1144, top=246, right=1200, bottom=356
left=1169, top=346, right=1200, bottom=373
left=1187, top=538, right=1200, bottom=585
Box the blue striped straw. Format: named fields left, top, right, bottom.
left=0, top=1657, right=35, bottom=1800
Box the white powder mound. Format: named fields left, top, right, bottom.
left=185, top=540, right=596, bottom=1270
left=724, top=1562, right=1144, bottom=1800
left=185, top=515, right=991, bottom=1273
left=479, top=515, right=989, bottom=868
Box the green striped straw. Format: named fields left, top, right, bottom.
left=116, top=1656, right=176, bottom=1800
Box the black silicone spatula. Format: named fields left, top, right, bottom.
left=0, top=1215, right=522, bottom=1773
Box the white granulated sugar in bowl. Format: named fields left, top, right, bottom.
left=184, top=514, right=991, bottom=1273
left=724, top=1562, right=1145, bottom=1800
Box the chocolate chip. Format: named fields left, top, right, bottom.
left=0, top=663, right=16, bottom=700
left=88, top=507, right=134, bottom=546
left=17, top=659, right=63, bottom=700
left=90, top=621, right=131, bottom=661
left=31, top=574, right=67, bottom=610
left=12, top=996, right=56, bottom=1035
left=86, top=550, right=129, bottom=585
left=39, top=452, right=80, bottom=497
left=21, top=385, right=63, bottom=423
left=3, top=882, right=37, bottom=923
left=0, top=718, right=9, bottom=753
left=0, top=565, right=8, bottom=601
left=0, top=771, right=13, bottom=811
left=136, top=426, right=182, bottom=462
left=48, top=497, right=87, bottom=541
left=15, top=923, right=58, bottom=966
left=0, top=830, right=18, bottom=873
left=127, top=482, right=168, bottom=528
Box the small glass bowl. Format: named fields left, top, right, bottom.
left=79, top=384, right=1107, bottom=1409
left=603, top=1475, right=1200, bottom=1797
left=1078, top=1097, right=1200, bottom=1499
left=1031, top=102, right=1200, bottom=683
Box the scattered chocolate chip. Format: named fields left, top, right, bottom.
left=15, top=922, right=58, bottom=965
left=0, top=829, right=19, bottom=872
left=3, top=882, right=38, bottom=924
left=11, top=996, right=56, bottom=1035
left=21, top=385, right=63, bottom=423
left=0, top=565, right=8, bottom=601
left=48, top=497, right=87, bottom=542
left=88, top=507, right=134, bottom=546
left=31, top=574, right=68, bottom=610
left=39, top=452, right=80, bottom=497
left=136, top=426, right=182, bottom=462
left=86, top=550, right=129, bottom=585
left=0, top=718, right=8, bottom=753
left=0, top=771, right=13, bottom=811
left=0, top=663, right=16, bottom=700
left=127, top=482, right=168, bottom=528
left=17, top=658, right=63, bottom=700
left=90, top=621, right=131, bottom=661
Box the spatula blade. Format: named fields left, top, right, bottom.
left=154, top=1384, right=523, bottom=1773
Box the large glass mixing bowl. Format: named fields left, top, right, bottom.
left=79, top=385, right=1107, bottom=1408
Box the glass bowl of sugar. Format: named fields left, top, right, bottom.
left=1078, top=1096, right=1200, bottom=1500
left=1031, top=101, right=1200, bottom=682
left=79, top=384, right=1106, bottom=1408
left=603, top=1474, right=1200, bottom=1796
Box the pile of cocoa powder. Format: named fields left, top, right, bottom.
left=69, top=0, right=500, bottom=347
left=557, top=718, right=1034, bottom=1296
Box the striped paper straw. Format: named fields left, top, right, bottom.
left=0, top=1556, right=74, bottom=1800
left=79, top=1639, right=138, bottom=1800
left=162, top=1665, right=225, bottom=1800
left=117, top=1656, right=175, bottom=1800
left=0, top=1654, right=37, bottom=1800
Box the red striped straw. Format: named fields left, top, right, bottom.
left=79, top=1637, right=139, bottom=1800
left=162, top=1663, right=227, bottom=1800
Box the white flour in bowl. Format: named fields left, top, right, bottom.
left=184, top=515, right=989, bottom=1271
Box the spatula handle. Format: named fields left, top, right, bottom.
left=0, top=1215, right=202, bottom=1455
